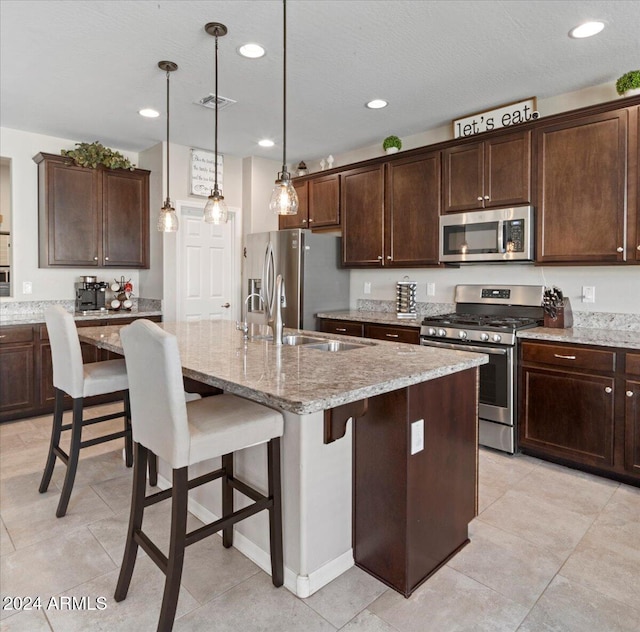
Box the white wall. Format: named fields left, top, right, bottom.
left=242, top=156, right=281, bottom=235
left=0, top=160, right=11, bottom=231
left=0, top=127, right=140, bottom=301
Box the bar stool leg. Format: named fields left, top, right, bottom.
left=39, top=388, right=65, bottom=493
left=157, top=467, right=188, bottom=632
left=148, top=452, right=158, bottom=487
left=56, top=398, right=84, bottom=518
left=222, top=452, right=234, bottom=548
left=115, top=443, right=148, bottom=602
left=124, top=391, right=133, bottom=468
left=267, top=437, right=284, bottom=587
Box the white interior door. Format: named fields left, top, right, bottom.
left=176, top=203, right=239, bottom=322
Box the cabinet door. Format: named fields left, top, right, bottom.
left=342, top=165, right=385, bottom=266
left=41, top=160, right=100, bottom=266
left=309, top=174, right=340, bottom=227
left=442, top=142, right=484, bottom=213
left=535, top=110, right=627, bottom=263
left=365, top=324, right=420, bottom=344
left=279, top=180, right=308, bottom=230
left=631, top=105, right=640, bottom=262
left=625, top=379, right=640, bottom=475
left=102, top=169, right=149, bottom=267
left=484, top=131, right=531, bottom=208
left=318, top=319, right=363, bottom=337
left=386, top=152, right=440, bottom=265
left=0, top=345, right=35, bottom=415
left=520, top=366, right=615, bottom=468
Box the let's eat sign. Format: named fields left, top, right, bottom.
left=453, top=98, right=539, bottom=138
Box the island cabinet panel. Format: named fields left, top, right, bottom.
left=535, top=110, right=628, bottom=263
left=0, top=327, right=35, bottom=416
left=442, top=131, right=531, bottom=213
left=354, top=368, right=477, bottom=597
left=34, top=153, right=150, bottom=268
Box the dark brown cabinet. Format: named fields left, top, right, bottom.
left=631, top=105, right=640, bottom=263
left=318, top=318, right=364, bottom=337
left=365, top=324, right=420, bottom=345
left=535, top=110, right=628, bottom=263
left=520, top=341, right=639, bottom=484
left=279, top=174, right=340, bottom=230
left=34, top=152, right=150, bottom=268
left=442, top=131, right=531, bottom=213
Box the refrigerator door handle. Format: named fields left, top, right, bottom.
left=263, top=242, right=275, bottom=319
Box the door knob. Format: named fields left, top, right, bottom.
left=221, top=302, right=230, bottom=308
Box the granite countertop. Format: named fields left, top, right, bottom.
left=316, top=310, right=422, bottom=328
left=0, top=310, right=163, bottom=327
left=518, top=327, right=640, bottom=350
left=78, top=320, right=487, bottom=415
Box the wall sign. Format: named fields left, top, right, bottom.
left=453, top=98, right=539, bottom=139
left=190, top=149, right=223, bottom=197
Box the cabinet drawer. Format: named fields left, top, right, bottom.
left=521, top=342, right=615, bottom=372
left=0, top=326, right=34, bottom=344
left=625, top=353, right=640, bottom=377
left=365, top=324, right=420, bottom=344
left=319, top=319, right=363, bottom=337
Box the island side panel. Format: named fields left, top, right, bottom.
left=353, top=367, right=478, bottom=597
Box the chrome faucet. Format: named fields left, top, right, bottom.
left=239, top=293, right=265, bottom=340
left=268, top=274, right=285, bottom=345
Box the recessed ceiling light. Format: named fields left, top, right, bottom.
left=569, top=21, right=605, bottom=38
left=139, top=108, right=160, bottom=118
left=258, top=139, right=275, bottom=148
left=238, top=43, right=266, bottom=59
left=366, top=99, right=388, bottom=109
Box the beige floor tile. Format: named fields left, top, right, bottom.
left=0, top=435, right=28, bottom=454
left=517, top=574, right=640, bottom=632
left=478, top=489, right=594, bottom=557
left=0, top=420, right=38, bottom=439
left=50, top=450, right=130, bottom=490
left=90, top=473, right=135, bottom=515
left=304, top=566, right=388, bottom=629
left=340, top=609, right=398, bottom=631
left=0, top=471, right=60, bottom=513
left=478, top=449, right=540, bottom=498
left=369, top=565, right=527, bottom=632
left=0, top=444, right=51, bottom=481
left=448, top=520, right=564, bottom=608
left=0, top=527, right=115, bottom=618
left=44, top=556, right=198, bottom=632
left=86, top=511, right=135, bottom=565
left=173, top=571, right=336, bottom=631
left=0, top=518, right=14, bottom=555
left=0, top=608, right=52, bottom=632
left=477, top=489, right=500, bottom=514
left=2, top=485, right=114, bottom=550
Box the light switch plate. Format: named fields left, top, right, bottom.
left=427, top=282, right=435, bottom=296
left=582, top=286, right=595, bottom=303
left=364, top=282, right=371, bottom=295
left=411, top=419, right=424, bottom=455
left=22, top=281, right=32, bottom=295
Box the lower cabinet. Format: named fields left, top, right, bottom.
left=519, top=341, right=639, bottom=483
left=317, top=318, right=420, bottom=344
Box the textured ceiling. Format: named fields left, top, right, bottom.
left=1, top=0, right=639, bottom=164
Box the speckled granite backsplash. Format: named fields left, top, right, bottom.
left=355, top=299, right=640, bottom=331
left=0, top=298, right=162, bottom=316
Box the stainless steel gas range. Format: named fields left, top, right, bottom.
left=420, top=285, right=544, bottom=454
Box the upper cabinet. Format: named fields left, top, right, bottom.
left=442, top=130, right=531, bottom=213
left=535, top=110, right=628, bottom=264
left=631, top=105, right=640, bottom=263
left=279, top=173, right=340, bottom=230
left=342, top=151, right=441, bottom=267
left=34, top=153, right=150, bottom=268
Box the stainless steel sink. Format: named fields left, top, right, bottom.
left=306, top=340, right=369, bottom=352
left=282, top=334, right=327, bottom=346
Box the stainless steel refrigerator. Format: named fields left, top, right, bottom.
left=243, top=229, right=349, bottom=331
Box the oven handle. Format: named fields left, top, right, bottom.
left=420, top=339, right=508, bottom=355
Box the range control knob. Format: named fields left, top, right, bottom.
left=458, top=330, right=468, bottom=339
left=492, top=333, right=502, bottom=343
left=437, top=328, right=447, bottom=337
left=427, top=327, right=437, bottom=336
left=480, top=332, right=490, bottom=342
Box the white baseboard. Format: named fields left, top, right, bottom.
left=156, top=474, right=354, bottom=598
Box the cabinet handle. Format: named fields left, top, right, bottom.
left=477, top=196, right=483, bottom=201
left=105, top=256, right=109, bottom=261
left=605, top=387, right=612, bottom=394
left=385, top=333, right=400, bottom=338
left=616, top=247, right=624, bottom=253
left=627, top=390, right=634, bottom=397
left=484, top=195, right=490, bottom=200
left=302, top=219, right=307, bottom=224
left=336, top=327, right=347, bottom=332
left=387, top=255, right=392, bottom=260
left=377, top=255, right=383, bottom=260
left=553, top=354, right=576, bottom=360
left=94, top=256, right=98, bottom=261
left=308, top=218, right=314, bottom=223
left=0, top=335, right=5, bottom=339
left=637, top=245, right=640, bottom=251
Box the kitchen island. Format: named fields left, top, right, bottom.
left=79, top=320, right=487, bottom=598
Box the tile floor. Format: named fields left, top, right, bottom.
left=1, top=403, right=639, bottom=631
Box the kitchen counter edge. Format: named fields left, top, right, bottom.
left=517, top=327, right=640, bottom=350
left=0, top=310, right=163, bottom=327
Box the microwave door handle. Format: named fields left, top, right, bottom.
left=498, top=220, right=506, bottom=253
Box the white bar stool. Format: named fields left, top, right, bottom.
left=115, top=319, right=284, bottom=632
left=39, top=305, right=132, bottom=517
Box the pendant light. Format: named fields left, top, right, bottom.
left=203, top=22, right=229, bottom=224
left=157, top=61, right=179, bottom=232
left=269, top=0, right=298, bottom=216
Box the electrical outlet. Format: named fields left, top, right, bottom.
left=22, top=281, right=32, bottom=295
left=363, top=282, right=371, bottom=295
left=427, top=282, right=435, bottom=296
left=582, top=286, right=596, bottom=303
left=411, top=419, right=424, bottom=455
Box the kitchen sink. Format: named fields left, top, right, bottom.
left=306, top=340, right=370, bottom=352
left=282, top=334, right=327, bottom=346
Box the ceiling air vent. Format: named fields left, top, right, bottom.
left=196, top=94, right=236, bottom=111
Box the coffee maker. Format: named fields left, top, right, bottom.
left=75, top=278, right=108, bottom=313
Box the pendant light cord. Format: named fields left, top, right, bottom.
left=214, top=32, right=219, bottom=192
left=282, top=0, right=287, bottom=175
left=166, top=69, right=171, bottom=202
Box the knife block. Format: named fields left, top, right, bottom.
left=544, top=297, right=573, bottom=328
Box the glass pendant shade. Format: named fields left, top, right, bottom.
left=157, top=198, right=178, bottom=232
left=203, top=188, right=229, bottom=224
left=269, top=175, right=299, bottom=215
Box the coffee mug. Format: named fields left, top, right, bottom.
left=110, top=299, right=121, bottom=309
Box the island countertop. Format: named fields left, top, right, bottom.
left=79, top=319, right=487, bottom=414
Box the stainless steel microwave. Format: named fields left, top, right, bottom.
left=439, top=206, right=534, bottom=263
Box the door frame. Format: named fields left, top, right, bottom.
left=174, top=200, right=242, bottom=323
